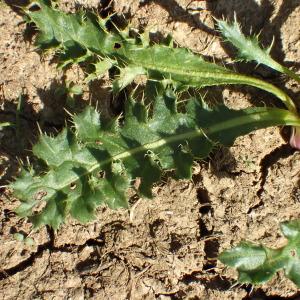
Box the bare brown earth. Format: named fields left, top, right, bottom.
left=0, top=0, right=300, bottom=299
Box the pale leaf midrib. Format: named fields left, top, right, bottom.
left=42, top=110, right=300, bottom=192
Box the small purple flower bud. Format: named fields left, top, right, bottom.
left=290, top=126, right=300, bottom=150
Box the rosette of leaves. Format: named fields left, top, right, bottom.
left=10, top=88, right=300, bottom=229
left=219, top=219, right=300, bottom=287
left=11, top=0, right=300, bottom=236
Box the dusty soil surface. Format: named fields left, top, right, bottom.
left=0, top=0, right=300, bottom=299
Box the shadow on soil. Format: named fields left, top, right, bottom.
left=140, top=0, right=300, bottom=66
left=0, top=80, right=71, bottom=183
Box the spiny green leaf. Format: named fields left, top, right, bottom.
left=25, top=0, right=297, bottom=112
left=219, top=219, right=300, bottom=287
left=27, top=0, right=121, bottom=54
left=85, top=59, right=114, bottom=82
left=218, top=16, right=300, bottom=84
left=73, top=107, right=102, bottom=142
left=11, top=88, right=300, bottom=229
left=217, top=16, right=277, bottom=69
left=113, top=66, right=146, bottom=93
left=33, top=129, right=78, bottom=168
left=125, top=45, right=295, bottom=112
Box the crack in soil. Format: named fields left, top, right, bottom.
left=0, top=227, right=104, bottom=281
left=0, top=227, right=54, bottom=281
left=257, top=144, right=295, bottom=197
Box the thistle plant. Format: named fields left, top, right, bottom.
left=219, top=220, right=300, bottom=287
left=12, top=0, right=300, bottom=224
left=8, top=0, right=300, bottom=287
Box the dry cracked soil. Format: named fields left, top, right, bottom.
left=0, top=0, right=300, bottom=299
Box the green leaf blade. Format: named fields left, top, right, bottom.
left=113, top=66, right=146, bottom=94
left=219, top=220, right=300, bottom=288
left=33, top=129, right=77, bottom=167
left=12, top=88, right=300, bottom=229
left=25, top=1, right=297, bottom=110
left=217, top=17, right=300, bottom=84
left=217, top=17, right=279, bottom=71
left=73, top=106, right=102, bottom=143
left=219, top=242, right=267, bottom=271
